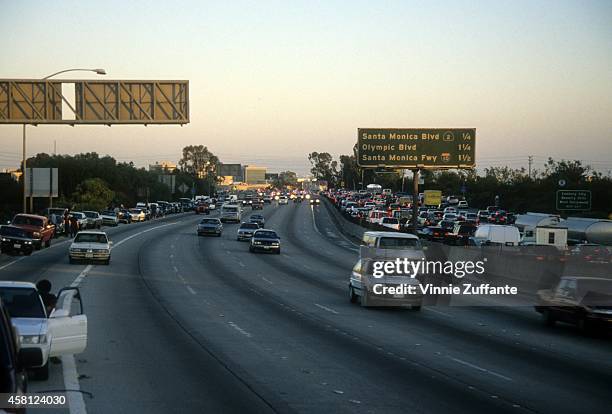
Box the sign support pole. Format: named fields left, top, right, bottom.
left=411, top=169, right=419, bottom=234
left=22, top=125, right=27, bottom=213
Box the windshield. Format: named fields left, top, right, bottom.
left=200, top=219, right=219, bottom=224
left=254, top=231, right=278, bottom=239
left=101, top=211, right=116, bottom=216
left=12, top=215, right=43, bottom=227
left=379, top=237, right=421, bottom=249
left=0, top=287, right=46, bottom=318
left=240, top=223, right=259, bottom=229
left=84, top=212, right=97, bottom=218
left=74, top=233, right=108, bottom=243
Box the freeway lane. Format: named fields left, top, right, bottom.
left=1, top=204, right=610, bottom=413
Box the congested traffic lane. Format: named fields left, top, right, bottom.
left=123, top=202, right=610, bottom=413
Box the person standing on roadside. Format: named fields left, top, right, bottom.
left=69, top=214, right=79, bottom=237
left=63, top=209, right=70, bottom=236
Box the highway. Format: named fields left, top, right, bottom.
left=1, top=202, right=610, bottom=414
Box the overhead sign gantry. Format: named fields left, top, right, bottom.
left=0, top=79, right=189, bottom=125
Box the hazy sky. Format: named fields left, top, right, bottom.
left=1, top=0, right=611, bottom=175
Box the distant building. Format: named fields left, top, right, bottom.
left=149, top=161, right=177, bottom=173
left=1, top=168, right=22, bottom=181
left=265, top=173, right=279, bottom=181
left=218, top=163, right=243, bottom=182
left=243, top=165, right=267, bottom=185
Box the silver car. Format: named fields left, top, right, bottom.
left=237, top=222, right=260, bottom=241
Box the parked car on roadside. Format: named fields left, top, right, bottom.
left=100, top=210, right=119, bottom=227
left=83, top=211, right=103, bottom=229
left=0, top=296, right=35, bottom=397
left=11, top=214, right=55, bottom=250
left=0, top=225, right=36, bottom=256
left=0, top=282, right=88, bottom=380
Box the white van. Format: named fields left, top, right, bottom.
left=471, top=225, right=520, bottom=246
left=361, top=231, right=422, bottom=250
left=220, top=204, right=241, bottom=223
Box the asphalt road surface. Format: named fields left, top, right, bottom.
left=0, top=203, right=610, bottom=414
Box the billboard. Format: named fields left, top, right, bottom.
left=357, top=128, right=476, bottom=169
left=556, top=190, right=591, bottom=211
left=0, top=79, right=189, bottom=124
left=25, top=168, right=58, bottom=197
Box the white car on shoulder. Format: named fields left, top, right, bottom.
left=69, top=231, right=112, bottom=264
left=0, top=281, right=87, bottom=380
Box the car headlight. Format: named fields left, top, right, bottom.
left=70, top=247, right=78, bottom=252
left=1, top=238, right=6, bottom=242
left=32, top=232, right=41, bottom=238
left=253, top=241, right=262, bottom=245
left=20, top=334, right=47, bottom=344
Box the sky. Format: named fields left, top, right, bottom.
left=1, top=0, right=611, bottom=175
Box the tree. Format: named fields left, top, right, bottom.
left=72, top=178, right=115, bottom=211
left=308, top=152, right=338, bottom=186
left=179, top=145, right=219, bottom=178
left=338, top=154, right=359, bottom=189
left=273, top=171, right=298, bottom=188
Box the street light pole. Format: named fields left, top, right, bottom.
left=21, top=68, right=106, bottom=213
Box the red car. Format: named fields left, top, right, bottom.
left=11, top=214, right=55, bottom=250
left=195, top=202, right=210, bottom=215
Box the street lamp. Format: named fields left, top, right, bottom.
left=22, top=68, right=107, bottom=213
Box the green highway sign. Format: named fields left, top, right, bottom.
left=357, top=128, right=476, bottom=169
left=556, top=190, right=592, bottom=211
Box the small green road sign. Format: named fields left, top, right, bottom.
left=556, top=190, right=591, bottom=211
left=357, top=128, right=476, bottom=169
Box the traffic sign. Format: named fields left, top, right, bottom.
left=556, top=190, right=591, bottom=211
left=357, top=128, right=476, bottom=169
left=178, top=183, right=189, bottom=194
left=423, top=190, right=442, bottom=206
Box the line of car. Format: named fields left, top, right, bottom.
left=196, top=205, right=281, bottom=254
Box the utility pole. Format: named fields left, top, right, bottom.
left=528, top=155, right=533, bottom=178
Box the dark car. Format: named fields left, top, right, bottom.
left=249, top=214, right=265, bottom=228
left=251, top=200, right=264, bottom=210
left=535, top=277, right=612, bottom=332
left=197, top=218, right=223, bottom=237
left=444, top=223, right=477, bottom=245
left=249, top=229, right=281, bottom=254
left=419, top=226, right=447, bottom=242
left=0, top=226, right=35, bottom=256
left=477, top=210, right=489, bottom=223
left=0, top=297, right=41, bottom=413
